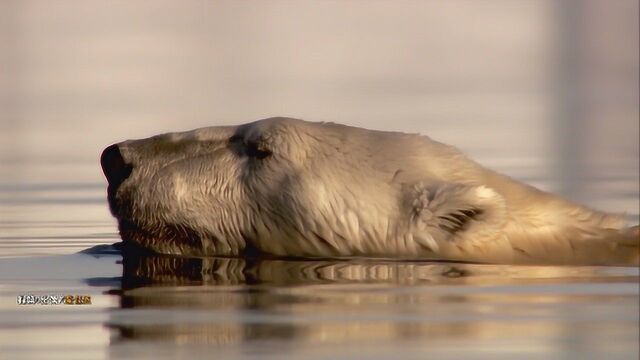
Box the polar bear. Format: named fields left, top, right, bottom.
left=101, top=117, right=639, bottom=265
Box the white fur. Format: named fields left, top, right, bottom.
left=106, top=117, right=638, bottom=265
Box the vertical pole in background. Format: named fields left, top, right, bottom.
left=554, top=0, right=586, bottom=202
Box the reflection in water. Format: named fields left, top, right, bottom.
left=1, top=1, right=637, bottom=358
left=107, top=253, right=639, bottom=359
left=120, top=255, right=479, bottom=287
left=119, top=254, right=637, bottom=287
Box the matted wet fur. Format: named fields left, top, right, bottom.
left=101, top=117, right=639, bottom=265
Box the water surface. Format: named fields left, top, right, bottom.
left=0, top=2, right=638, bottom=358
left=0, top=167, right=638, bottom=359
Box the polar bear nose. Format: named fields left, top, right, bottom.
left=101, top=144, right=133, bottom=191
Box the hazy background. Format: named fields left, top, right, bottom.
left=0, top=0, right=638, bottom=212
left=0, top=2, right=638, bottom=358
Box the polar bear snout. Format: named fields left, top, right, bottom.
left=101, top=144, right=133, bottom=210
left=101, top=144, right=132, bottom=190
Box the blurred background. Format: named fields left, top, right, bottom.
left=0, top=2, right=638, bottom=358
left=0, top=0, right=638, bottom=214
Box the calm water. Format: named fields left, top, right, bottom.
left=0, top=156, right=638, bottom=360
left=1, top=1, right=638, bottom=358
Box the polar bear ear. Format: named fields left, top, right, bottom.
left=406, top=183, right=507, bottom=251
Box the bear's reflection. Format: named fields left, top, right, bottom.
left=111, top=255, right=486, bottom=350
left=108, top=254, right=631, bottom=355
left=119, top=254, right=480, bottom=288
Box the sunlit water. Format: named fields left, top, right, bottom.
left=1, top=1, right=638, bottom=358
left=0, top=155, right=638, bottom=360
left=1, top=4, right=639, bottom=359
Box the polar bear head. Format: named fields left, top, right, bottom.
left=102, top=117, right=452, bottom=257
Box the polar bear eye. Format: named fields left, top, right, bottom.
left=246, top=140, right=272, bottom=160
left=227, top=135, right=272, bottom=160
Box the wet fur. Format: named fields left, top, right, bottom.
left=104, top=117, right=639, bottom=265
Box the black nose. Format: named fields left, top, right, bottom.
left=101, top=144, right=132, bottom=192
